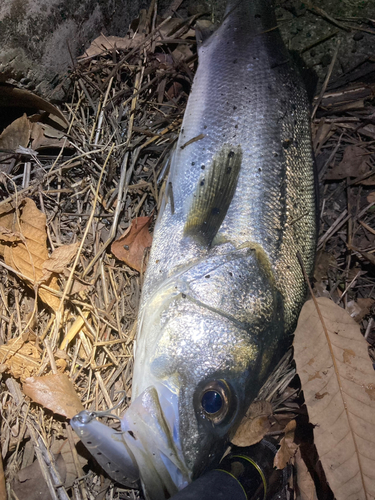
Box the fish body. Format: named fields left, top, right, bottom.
left=72, top=0, right=316, bottom=498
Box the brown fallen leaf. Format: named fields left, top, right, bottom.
left=0, top=113, right=31, bottom=150
left=0, top=198, right=60, bottom=310
left=11, top=454, right=66, bottom=500
left=0, top=113, right=31, bottom=175
left=30, top=122, right=67, bottom=150
left=231, top=400, right=272, bottom=447
left=171, top=44, right=193, bottom=62
left=314, top=250, right=336, bottom=283
left=367, top=192, right=375, bottom=204
left=346, top=298, right=374, bottom=323
left=0, top=448, right=6, bottom=500
left=0, top=337, right=41, bottom=382
left=42, top=242, right=79, bottom=277
left=80, top=16, right=184, bottom=59
left=0, top=203, right=17, bottom=256
left=293, top=297, right=375, bottom=500
left=274, top=419, right=298, bottom=470
left=51, top=434, right=87, bottom=488
left=111, top=216, right=152, bottom=272
left=325, top=145, right=370, bottom=180
left=81, top=34, right=143, bottom=58
left=23, top=373, right=84, bottom=419
left=0, top=83, right=68, bottom=128
left=295, top=448, right=318, bottom=500
left=349, top=243, right=375, bottom=266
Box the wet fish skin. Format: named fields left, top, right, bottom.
left=126, top=0, right=316, bottom=497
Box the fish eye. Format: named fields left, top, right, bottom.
left=201, top=390, right=223, bottom=414
left=200, top=380, right=231, bottom=424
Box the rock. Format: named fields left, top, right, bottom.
left=0, top=0, right=170, bottom=98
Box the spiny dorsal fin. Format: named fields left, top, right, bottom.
left=184, top=144, right=242, bottom=246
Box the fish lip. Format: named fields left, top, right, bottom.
left=121, top=382, right=191, bottom=500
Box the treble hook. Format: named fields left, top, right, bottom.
left=90, top=390, right=127, bottom=421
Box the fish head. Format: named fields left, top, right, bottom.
left=122, top=248, right=285, bottom=499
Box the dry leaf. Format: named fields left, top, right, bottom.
left=325, top=145, right=370, bottom=180
left=12, top=454, right=66, bottom=500
left=349, top=244, right=375, bottom=266
left=0, top=113, right=31, bottom=150
left=346, top=298, right=374, bottom=323
left=274, top=419, right=298, bottom=470
left=231, top=400, right=272, bottom=446
left=0, top=83, right=68, bottom=127
left=42, top=242, right=79, bottom=276
left=171, top=44, right=193, bottom=62
left=81, top=35, right=142, bottom=58
left=367, top=192, right=375, bottom=204
left=0, top=198, right=60, bottom=310
left=293, top=297, right=375, bottom=500
left=0, top=113, right=31, bottom=174
left=80, top=16, right=183, bottom=59
left=314, top=250, right=336, bottom=282
left=111, top=216, right=152, bottom=272
left=295, top=448, right=318, bottom=500
left=51, top=435, right=87, bottom=488
left=30, top=122, right=67, bottom=150
left=0, top=337, right=41, bottom=382
left=0, top=203, right=17, bottom=256
left=23, top=373, right=84, bottom=419
left=0, top=452, right=5, bottom=500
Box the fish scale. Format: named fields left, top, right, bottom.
left=71, top=1, right=316, bottom=499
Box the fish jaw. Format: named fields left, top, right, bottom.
left=121, top=382, right=191, bottom=500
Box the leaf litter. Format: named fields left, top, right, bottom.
left=111, top=216, right=153, bottom=272
left=0, top=1, right=375, bottom=500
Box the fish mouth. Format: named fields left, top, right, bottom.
left=121, top=383, right=191, bottom=500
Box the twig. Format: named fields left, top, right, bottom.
left=305, top=2, right=351, bottom=31
left=312, top=39, right=341, bottom=119
left=82, top=151, right=130, bottom=278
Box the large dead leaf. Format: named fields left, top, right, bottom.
left=0, top=113, right=31, bottom=174
left=12, top=454, right=66, bottom=500
left=0, top=113, right=31, bottom=150
left=111, top=216, right=152, bottom=272
left=295, top=448, right=318, bottom=500
left=42, top=242, right=79, bottom=277
left=0, top=337, right=41, bottom=382
left=231, top=400, right=272, bottom=447
left=325, top=145, right=370, bottom=180
left=293, top=297, right=375, bottom=500
left=30, top=122, right=67, bottom=150
left=51, top=435, right=87, bottom=488
left=23, top=373, right=84, bottom=419
left=81, top=34, right=144, bottom=58
left=0, top=452, right=5, bottom=500
left=80, top=16, right=183, bottom=59
left=0, top=198, right=60, bottom=310
left=346, top=298, right=374, bottom=323
left=274, top=419, right=298, bottom=470
left=0, top=83, right=68, bottom=128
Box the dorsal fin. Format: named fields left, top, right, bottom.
left=184, top=144, right=242, bottom=246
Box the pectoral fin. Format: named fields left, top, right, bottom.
left=184, top=144, right=242, bottom=246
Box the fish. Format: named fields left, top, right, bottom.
left=71, top=0, right=317, bottom=498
